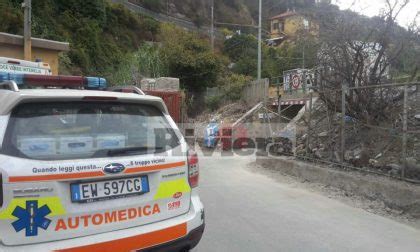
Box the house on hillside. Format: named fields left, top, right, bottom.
left=0, top=32, right=69, bottom=75
left=268, top=11, right=319, bottom=46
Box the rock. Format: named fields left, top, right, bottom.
left=369, top=159, right=380, bottom=168
left=334, top=151, right=341, bottom=162
left=388, top=163, right=402, bottom=170
left=353, top=147, right=362, bottom=157
left=344, top=151, right=353, bottom=161
left=405, top=157, right=420, bottom=177
left=350, top=147, right=370, bottom=167
left=314, top=150, right=324, bottom=159
left=406, top=157, right=418, bottom=168
left=335, top=113, right=342, bottom=119
left=415, top=114, right=420, bottom=120
left=389, top=209, right=404, bottom=215
left=296, top=144, right=305, bottom=150
left=296, top=149, right=306, bottom=156
left=318, top=131, right=328, bottom=137
left=388, top=163, right=402, bottom=176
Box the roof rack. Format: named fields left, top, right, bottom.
left=0, top=81, right=19, bottom=92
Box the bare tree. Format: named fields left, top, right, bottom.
left=315, top=0, right=419, bottom=123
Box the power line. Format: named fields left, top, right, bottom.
left=215, top=22, right=258, bottom=28
left=211, top=0, right=214, bottom=51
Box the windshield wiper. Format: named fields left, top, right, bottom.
left=93, top=146, right=164, bottom=157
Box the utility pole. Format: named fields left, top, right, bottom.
left=211, top=0, right=215, bottom=51
left=402, top=85, right=408, bottom=178
left=257, top=0, right=262, bottom=80
left=23, top=0, right=32, bottom=61
left=302, top=45, right=305, bottom=69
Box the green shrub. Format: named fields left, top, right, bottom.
left=0, top=0, right=23, bottom=34
left=221, top=74, right=251, bottom=101
left=159, top=24, right=225, bottom=92
left=205, top=96, right=222, bottom=111
left=139, top=0, right=164, bottom=12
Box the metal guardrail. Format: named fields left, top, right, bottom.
left=111, top=0, right=222, bottom=37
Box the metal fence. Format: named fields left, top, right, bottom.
left=206, top=86, right=220, bottom=98
left=294, top=82, right=420, bottom=184
left=243, top=79, right=269, bottom=105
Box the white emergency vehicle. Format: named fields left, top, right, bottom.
left=0, top=73, right=204, bottom=251
left=0, top=57, right=52, bottom=75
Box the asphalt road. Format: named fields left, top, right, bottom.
left=194, top=152, right=420, bottom=252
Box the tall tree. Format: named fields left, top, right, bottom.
left=160, top=24, right=224, bottom=91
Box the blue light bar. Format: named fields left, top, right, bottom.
left=85, top=77, right=107, bottom=90
left=0, top=72, right=24, bottom=85
left=0, top=72, right=108, bottom=90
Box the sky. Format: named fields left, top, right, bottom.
left=333, top=0, right=419, bottom=27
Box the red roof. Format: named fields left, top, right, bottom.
left=270, top=11, right=298, bottom=20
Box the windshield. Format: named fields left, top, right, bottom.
left=1, top=102, right=180, bottom=160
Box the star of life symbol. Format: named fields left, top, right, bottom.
left=12, top=201, right=52, bottom=237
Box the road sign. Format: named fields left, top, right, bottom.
left=291, top=74, right=301, bottom=89
left=284, top=69, right=313, bottom=93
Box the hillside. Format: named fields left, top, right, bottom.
left=1, top=0, right=416, bottom=88
left=0, top=0, right=160, bottom=79
left=0, top=0, right=295, bottom=80
left=0, top=0, right=338, bottom=79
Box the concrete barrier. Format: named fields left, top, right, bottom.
left=256, top=154, right=420, bottom=217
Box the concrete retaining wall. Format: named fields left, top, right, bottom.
left=140, top=77, right=180, bottom=91
left=256, top=154, right=420, bottom=217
